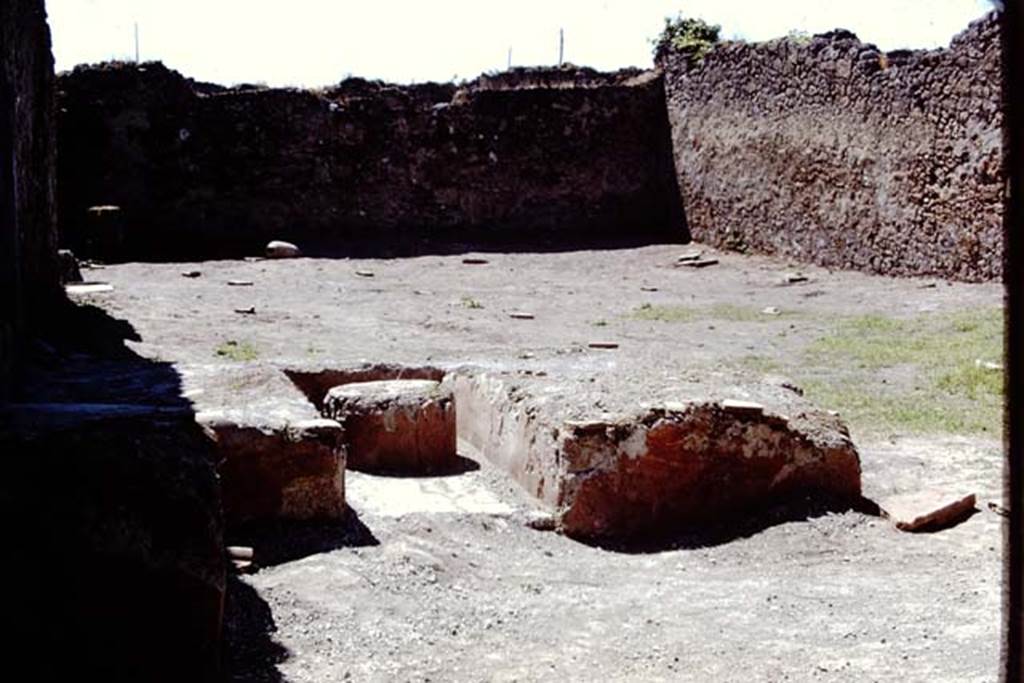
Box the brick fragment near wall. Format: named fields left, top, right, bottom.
left=658, top=12, right=1004, bottom=282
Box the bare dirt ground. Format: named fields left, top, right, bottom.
left=71, top=244, right=1005, bottom=682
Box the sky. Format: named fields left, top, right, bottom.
left=46, top=0, right=997, bottom=87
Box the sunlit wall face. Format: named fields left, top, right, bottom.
left=46, top=0, right=996, bottom=87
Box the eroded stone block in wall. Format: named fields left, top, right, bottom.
left=324, top=379, right=457, bottom=474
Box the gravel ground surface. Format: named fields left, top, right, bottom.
left=70, top=244, right=1004, bottom=682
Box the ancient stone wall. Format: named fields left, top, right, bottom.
left=658, top=12, right=1003, bottom=282
left=57, top=64, right=685, bottom=260
left=1, top=10, right=225, bottom=677
left=1, top=0, right=61, bottom=395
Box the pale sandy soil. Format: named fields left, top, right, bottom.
left=71, top=244, right=1004, bottom=682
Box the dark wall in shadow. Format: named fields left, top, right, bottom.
left=0, top=301, right=231, bottom=682
left=0, top=0, right=62, bottom=398
left=1001, top=4, right=1023, bottom=681
left=57, top=63, right=689, bottom=262
left=651, top=73, right=691, bottom=247
left=1, top=3, right=280, bottom=680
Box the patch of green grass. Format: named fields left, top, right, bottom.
left=461, top=296, right=484, bottom=309
left=215, top=340, right=259, bottom=362
left=631, top=303, right=801, bottom=323
left=935, top=362, right=1003, bottom=400
left=800, top=381, right=999, bottom=437
left=707, top=304, right=774, bottom=322
left=632, top=303, right=699, bottom=323
left=798, top=308, right=1004, bottom=436
left=807, top=314, right=915, bottom=368
left=806, top=310, right=1002, bottom=373
left=737, top=354, right=784, bottom=374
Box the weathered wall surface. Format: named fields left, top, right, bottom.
left=1, top=8, right=225, bottom=678
left=57, top=65, right=685, bottom=260
left=658, top=12, right=1003, bottom=281
left=1, top=0, right=61, bottom=394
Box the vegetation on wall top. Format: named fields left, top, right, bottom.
left=653, top=15, right=721, bottom=64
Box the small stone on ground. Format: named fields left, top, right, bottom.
left=679, top=258, right=718, bottom=268
left=676, top=250, right=703, bottom=263
left=66, top=283, right=114, bottom=295
left=266, top=240, right=301, bottom=258
left=722, top=399, right=765, bottom=416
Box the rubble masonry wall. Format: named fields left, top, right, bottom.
left=657, top=12, right=1003, bottom=281
left=57, top=65, right=685, bottom=259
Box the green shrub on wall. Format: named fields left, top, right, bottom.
left=786, top=29, right=812, bottom=45
left=653, top=15, right=721, bottom=64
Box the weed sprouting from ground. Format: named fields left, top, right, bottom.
left=716, top=308, right=1002, bottom=437
left=804, top=310, right=1001, bottom=375
left=796, top=308, right=1003, bottom=436
left=737, top=355, right=784, bottom=374
left=632, top=303, right=801, bottom=323
left=632, top=303, right=699, bottom=323
left=215, top=340, right=260, bottom=361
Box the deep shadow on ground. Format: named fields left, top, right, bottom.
left=0, top=301, right=237, bottom=682
left=576, top=494, right=881, bottom=554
